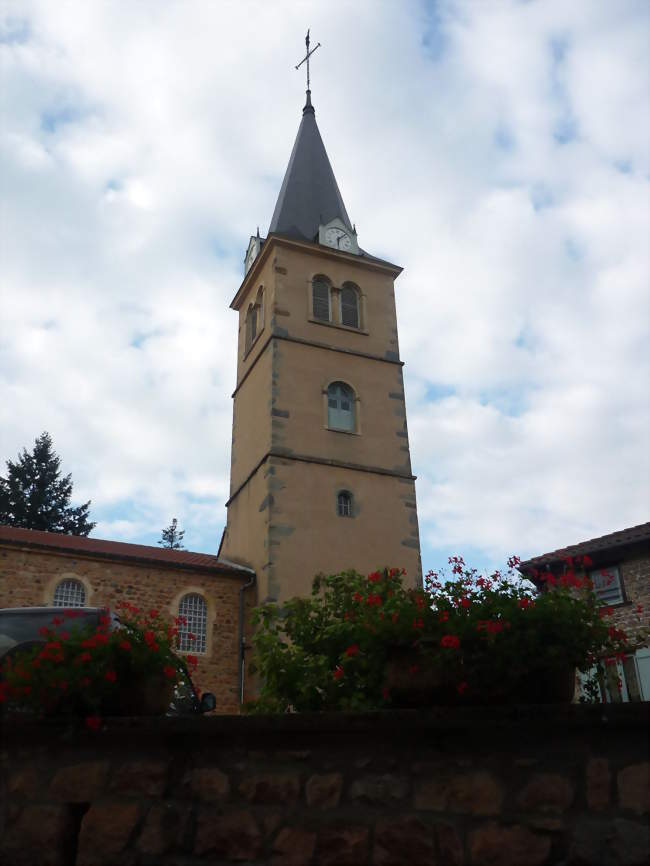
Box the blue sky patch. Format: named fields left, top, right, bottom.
left=421, top=0, right=447, bottom=61
left=530, top=183, right=555, bottom=211
left=425, top=383, right=456, bottom=401
left=41, top=106, right=86, bottom=134
left=0, top=18, right=30, bottom=44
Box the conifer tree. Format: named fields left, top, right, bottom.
left=0, top=432, right=95, bottom=535
left=158, top=518, right=185, bottom=550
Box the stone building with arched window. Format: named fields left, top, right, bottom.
left=0, top=525, right=253, bottom=712
left=0, top=83, right=422, bottom=711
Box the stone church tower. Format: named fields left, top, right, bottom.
left=219, top=88, right=421, bottom=604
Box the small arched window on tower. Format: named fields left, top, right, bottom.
left=245, top=288, right=264, bottom=354
left=312, top=277, right=331, bottom=322
left=53, top=578, right=86, bottom=608
left=327, top=381, right=355, bottom=432
left=177, top=593, right=207, bottom=654
left=337, top=490, right=353, bottom=517
left=340, top=283, right=360, bottom=329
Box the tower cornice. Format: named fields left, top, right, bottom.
left=230, top=234, right=402, bottom=311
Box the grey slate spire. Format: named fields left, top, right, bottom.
left=268, top=90, right=353, bottom=242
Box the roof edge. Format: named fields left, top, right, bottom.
left=230, top=234, right=402, bottom=310
left=0, top=527, right=253, bottom=578
left=519, top=521, right=650, bottom=573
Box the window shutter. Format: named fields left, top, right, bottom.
left=313, top=280, right=330, bottom=321
left=340, top=287, right=359, bottom=328
left=591, top=567, right=624, bottom=605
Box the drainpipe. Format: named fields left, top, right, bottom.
left=238, top=572, right=256, bottom=705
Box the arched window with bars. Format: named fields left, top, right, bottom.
left=312, top=277, right=331, bottom=322
left=340, top=283, right=360, bottom=329
left=177, top=593, right=207, bottom=654
left=337, top=490, right=353, bottom=517
left=327, top=381, right=355, bottom=432
left=52, top=578, right=86, bottom=608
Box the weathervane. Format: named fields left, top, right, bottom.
left=295, top=28, right=321, bottom=93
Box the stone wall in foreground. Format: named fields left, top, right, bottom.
left=1, top=704, right=648, bottom=866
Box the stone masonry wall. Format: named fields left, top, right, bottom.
left=0, top=545, right=243, bottom=712
left=1, top=705, right=648, bottom=866
left=614, top=554, right=650, bottom=638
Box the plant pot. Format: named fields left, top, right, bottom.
left=110, top=675, right=175, bottom=716
left=384, top=645, right=453, bottom=708
left=514, top=665, right=577, bottom=704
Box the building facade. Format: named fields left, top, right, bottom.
left=219, top=88, right=422, bottom=605
left=0, top=87, right=423, bottom=711
left=0, top=526, right=252, bottom=711
left=520, top=522, right=650, bottom=702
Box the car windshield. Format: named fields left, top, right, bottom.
left=0, top=609, right=103, bottom=657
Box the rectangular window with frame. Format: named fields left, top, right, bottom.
left=589, top=566, right=624, bottom=605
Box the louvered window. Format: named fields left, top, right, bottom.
left=178, top=593, right=207, bottom=654
left=590, top=567, right=624, bottom=606
left=53, top=579, right=86, bottom=608
left=312, top=279, right=330, bottom=321
left=327, top=382, right=355, bottom=431
left=337, top=491, right=353, bottom=517
left=340, top=285, right=359, bottom=328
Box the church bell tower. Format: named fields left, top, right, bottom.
left=220, top=60, right=422, bottom=604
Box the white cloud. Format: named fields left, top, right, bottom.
left=1, top=0, right=648, bottom=571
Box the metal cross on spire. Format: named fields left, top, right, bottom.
left=295, top=28, right=321, bottom=93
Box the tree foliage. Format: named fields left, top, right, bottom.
left=0, top=432, right=95, bottom=536
left=158, top=518, right=185, bottom=550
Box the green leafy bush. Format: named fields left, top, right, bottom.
left=247, top=558, right=645, bottom=713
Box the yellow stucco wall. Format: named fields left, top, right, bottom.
left=222, top=236, right=422, bottom=606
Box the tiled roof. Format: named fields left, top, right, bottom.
left=520, top=522, right=650, bottom=571
left=0, top=526, right=253, bottom=576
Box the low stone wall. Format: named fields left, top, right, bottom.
left=1, top=704, right=648, bottom=866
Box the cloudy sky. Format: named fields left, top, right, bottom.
left=1, top=0, right=648, bottom=575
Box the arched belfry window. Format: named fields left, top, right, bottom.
left=327, top=381, right=355, bottom=431
left=255, top=286, right=264, bottom=326
left=337, top=490, right=353, bottom=517
left=312, top=277, right=331, bottom=322
left=178, top=593, right=207, bottom=654
left=53, top=578, right=86, bottom=608
left=340, top=283, right=360, bottom=329
left=245, top=303, right=257, bottom=352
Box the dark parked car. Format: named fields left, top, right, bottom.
left=0, top=606, right=216, bottom=715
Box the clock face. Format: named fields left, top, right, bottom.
left=325, top=227, right=352, bottom=251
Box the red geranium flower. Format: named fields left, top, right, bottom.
left=85, top=716, right=102, bottom=732
left=456, top=681, right=468, bottom=695
left=368, top=571, right=381, bottom=584
left=163, top=665, right=177, bottom=680
left=333, top=666, right=344, bottom=681
left=344, top=644, right=359, bottom=658
left=440, top=635, right=460, bottom=649
left=104, top=670, right=117, bottom=683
